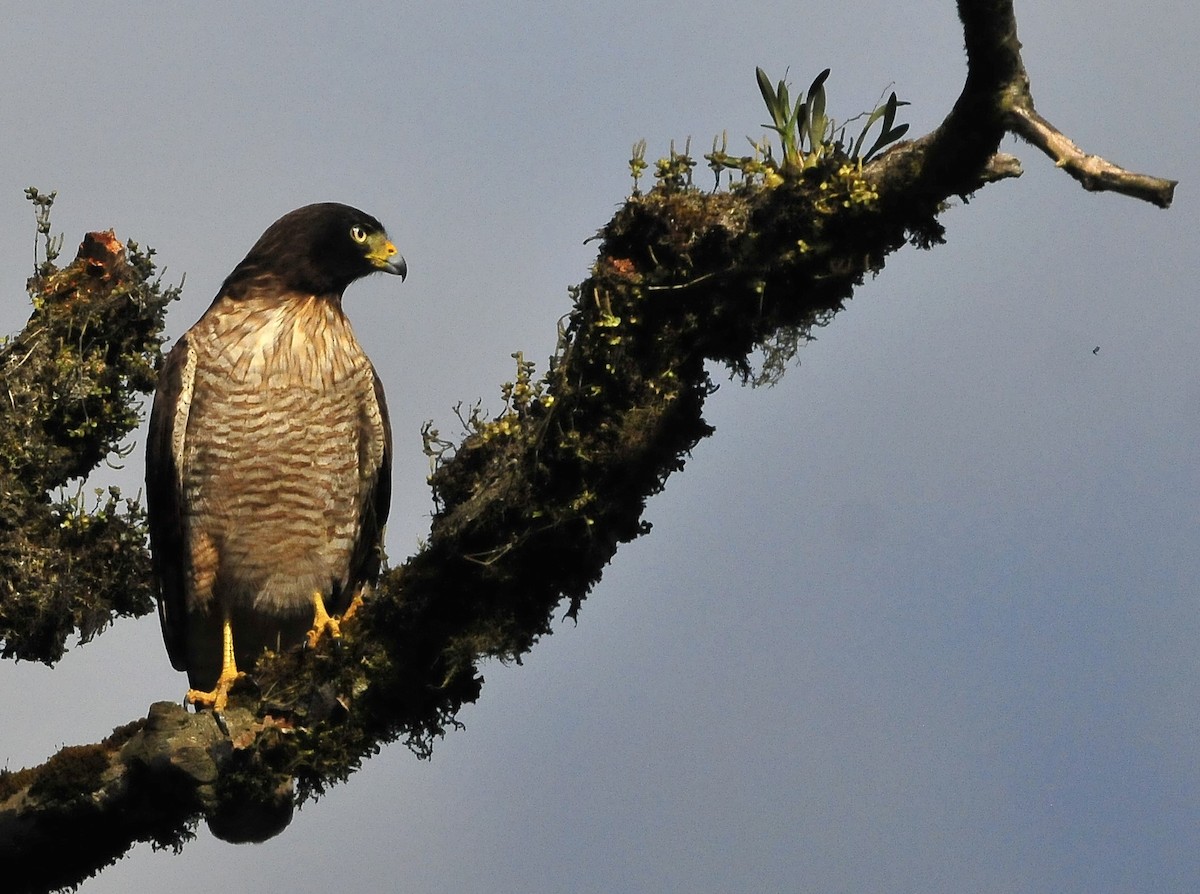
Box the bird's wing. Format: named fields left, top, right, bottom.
left=145, top=334, right=197, bottom=671
left=347, top=363, right=393, bottom=595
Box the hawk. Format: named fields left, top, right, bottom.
left=146, top=203, right=405, bottom=713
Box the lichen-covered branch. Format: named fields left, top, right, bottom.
left=0, top=222, right=177, bottom=664
left=0, top=1, right=1177, bottom=891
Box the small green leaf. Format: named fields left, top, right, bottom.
left=807, top=68, right=831, bottom=99
left=756, top=67, right=775, bottom=109
left=810, top=83, right=826, bottom=126
left=864, top=121, right=910, bottom=162
left=757, top=68, right=784, bottom=127
left=880, top=92, right=897, bottom=134
left=851, top=92, right=911, bottom=160
left=809, top=86, right=827, bottom=149
left=851, top=107, right=887, bottom=159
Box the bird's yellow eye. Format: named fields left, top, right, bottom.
left=350, top=225, right=369, bottom=244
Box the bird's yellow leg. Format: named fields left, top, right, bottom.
left=186, top=614, right=244, bottom=713
left=340, top=589, right=365, bottom=623
left=306, top=591, right=342, bottom=649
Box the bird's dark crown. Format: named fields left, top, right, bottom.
left=219, top=202, right=403, bottom=299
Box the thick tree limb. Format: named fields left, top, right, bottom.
left=0, top=1, right=1176, bottom=891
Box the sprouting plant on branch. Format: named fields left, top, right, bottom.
left=756, top=66, right=834, bottom=172
left=756, top=66, right=911, bottom=173
left=849, top=90, right=909, bottom=162
left=24, top=187, right=63, bottom=282
left=690, top=69, right=911, bottom=190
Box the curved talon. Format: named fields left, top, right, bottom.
left=306, top=591, right=343, bottom=649
left=186, top=669, right=245, bottom=715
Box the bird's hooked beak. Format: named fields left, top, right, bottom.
left=366, top=232, right=407, bottom=280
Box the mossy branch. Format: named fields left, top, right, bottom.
left=0, top=1, right=1176, bottom=891
left=0, top=222, right=178, bottom=664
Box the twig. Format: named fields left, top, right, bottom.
left=1007, top=104, right=1177, bottom=208
left=980, top=152, right=1024, bottom=184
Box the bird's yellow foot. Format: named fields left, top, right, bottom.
left=306, top=591, right=343, bottom=649
left=186, top=613, right=243, bottom=714
left=186, top=666, right=245, bottom=714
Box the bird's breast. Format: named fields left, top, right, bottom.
left=198, top=295, right=367, bottom=390
left=177, top=294, right=386, bottom=611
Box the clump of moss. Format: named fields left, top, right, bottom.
left=0, top=191, right=179, bottom=663
left=28, top=743, right=111, bottom=806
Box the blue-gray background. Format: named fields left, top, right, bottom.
left=1, top=2, right=1195, bottom=891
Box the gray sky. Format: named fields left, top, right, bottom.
left=2, top=2, right=1196, bottom=892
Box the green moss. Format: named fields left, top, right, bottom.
left=0, top=195, right=177, bottom=663
left=29, top=743, right=110, bottom=805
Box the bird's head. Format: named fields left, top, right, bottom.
left=223, top=202, right=407, bottom=298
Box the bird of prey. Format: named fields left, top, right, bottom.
left=146, top=203, right=405, bottom=713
